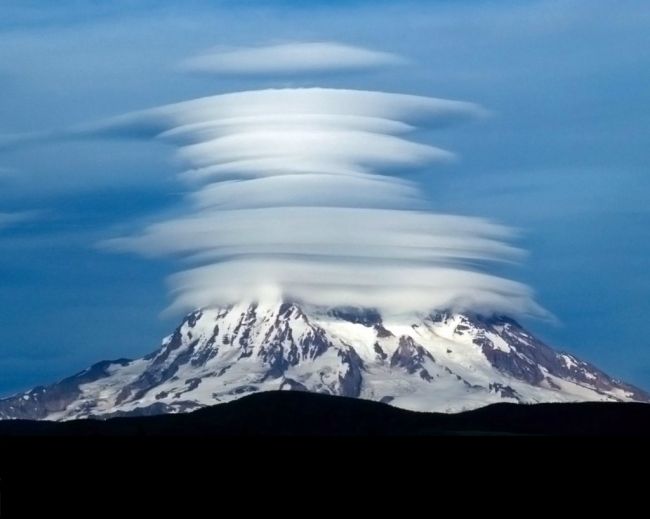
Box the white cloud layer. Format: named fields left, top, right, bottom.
left=95, top=86, right=544, bottom=318
left=180, top=41, right=406, bottom=75
left=166, top=258, right=541, bottom=318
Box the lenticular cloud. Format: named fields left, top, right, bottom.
left=180, top=42, right=406, bottom=75
left=101, top=87, right=543, bottom=317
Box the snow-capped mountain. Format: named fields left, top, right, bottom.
left=1, top=300, right=647, bottom=420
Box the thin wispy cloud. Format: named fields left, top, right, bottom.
left=0, top=211, right=39, bottom=230
left=180, top=41, right=407, bottom=75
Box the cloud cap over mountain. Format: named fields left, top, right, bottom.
left=93, top=86, right=541, bottom=318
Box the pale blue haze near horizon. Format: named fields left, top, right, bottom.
left=0, top=0, right=649, bottom=395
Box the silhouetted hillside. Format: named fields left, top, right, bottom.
left=1, top=391, right=649, bottom=436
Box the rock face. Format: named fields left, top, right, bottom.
left=1, top=300, right=648, bottom=420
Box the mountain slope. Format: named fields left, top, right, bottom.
left=1, top=300, right=647, bottom=420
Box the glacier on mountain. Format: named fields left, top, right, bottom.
left=1, top=300, right=646, bottom=420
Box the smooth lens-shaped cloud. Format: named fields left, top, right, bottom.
left=98, top=86, right=540, bottom=318
left=181, top=42, right=406, bottom=75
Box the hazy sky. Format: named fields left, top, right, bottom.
left=1, top=0, right=649, bottom=395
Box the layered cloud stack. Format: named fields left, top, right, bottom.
left=89, top=43, right=542, bottom=318
left=2, top=42, right=545, bottom=318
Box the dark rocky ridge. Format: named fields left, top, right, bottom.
left=0, top=391, right=649, bottom=436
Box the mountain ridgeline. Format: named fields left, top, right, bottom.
left=0, top=300, right=647, bottom=420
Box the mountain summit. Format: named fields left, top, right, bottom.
left=1, top=300, right=647, bottom=420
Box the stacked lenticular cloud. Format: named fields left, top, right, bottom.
left=99, top=85, right=543, bottom=318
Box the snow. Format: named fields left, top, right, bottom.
left=315, top=318, right=379, bottom=361
left=485, top=332, right=511, bottom=353
left=561, top=354, right=578, bottom=370
left=28, top=301, right=643, bottom=421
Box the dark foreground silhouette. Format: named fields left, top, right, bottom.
left=0, top=391, right=649, bottom=436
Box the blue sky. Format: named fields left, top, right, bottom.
left=1, top=0, right=649, bottom=395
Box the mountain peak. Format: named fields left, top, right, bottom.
left=1, top=301, right=647, bottom=420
